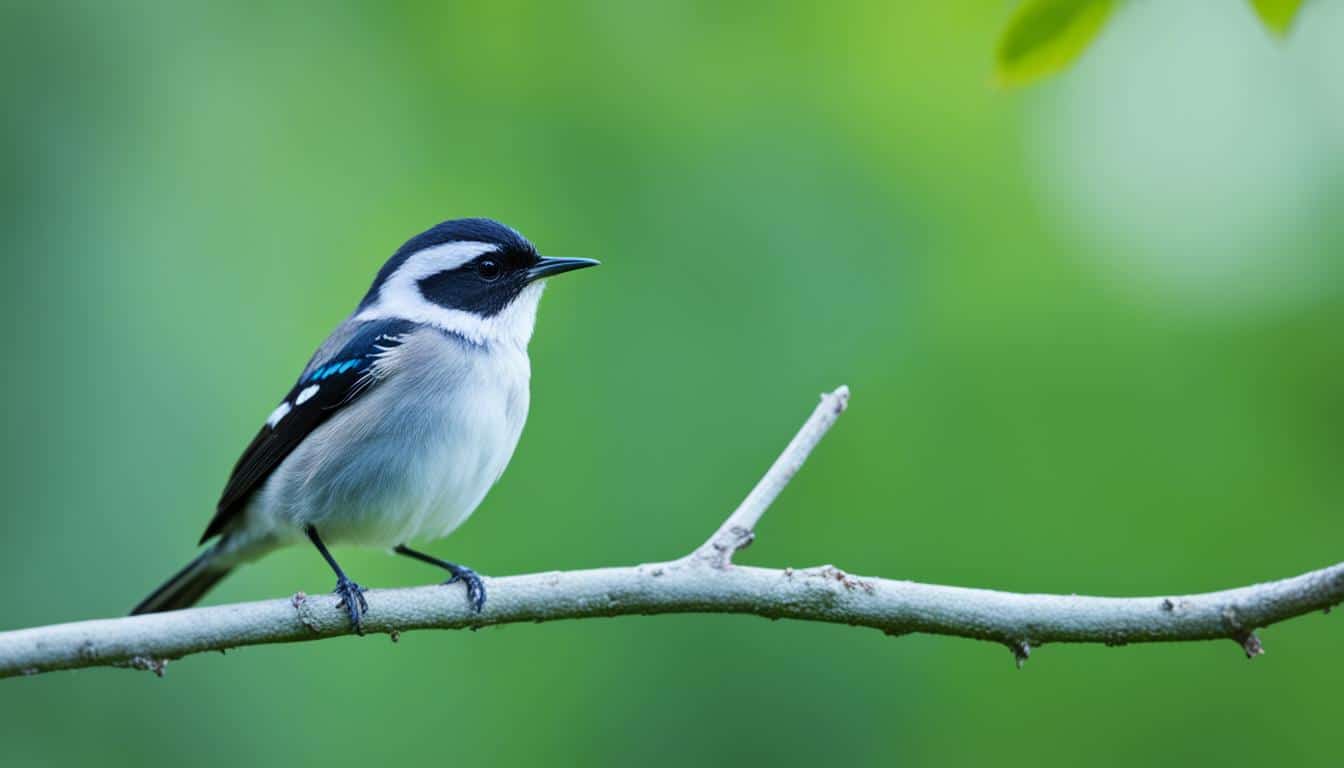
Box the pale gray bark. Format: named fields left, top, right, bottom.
left=1, top=387, right=1338, bottom=678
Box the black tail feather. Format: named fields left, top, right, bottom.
left=131, top=548, right=233, bottom=615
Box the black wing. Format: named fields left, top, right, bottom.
left=199, top=320, right=415, bottom=543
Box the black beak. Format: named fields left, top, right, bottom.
left=526, top=256, right=600, bottom=282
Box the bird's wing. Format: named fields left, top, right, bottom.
left=199, top=319, right=416, bottom=543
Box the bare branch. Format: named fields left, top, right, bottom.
left=0, top=386, right=1338, bottom=679
left=694, top=386, right=849, bottom=568
left=2, top=559, right=1339, bottom=678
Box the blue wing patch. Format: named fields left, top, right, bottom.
left=200, top=319, right=416, bottom=543
left=305, top=358, right=365, bottom=384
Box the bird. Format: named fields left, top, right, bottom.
left=131, top=218, right=598, bottom=630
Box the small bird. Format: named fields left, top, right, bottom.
left=131, top=218, right=597, bottom=629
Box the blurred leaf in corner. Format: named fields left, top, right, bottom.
left=994, top=0, right=1116, bottom=87
left=1249, top=0, right=1304, bottom=37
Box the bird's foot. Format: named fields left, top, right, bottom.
left=443, top=565, right=486, bottom=613
left=333, top=576, right=369, bottom=634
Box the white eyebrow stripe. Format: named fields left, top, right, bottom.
left=355, top=240, right=548, bottom=345
left=391, top=241, right=497, bottom=286
left=356, top=241, right=496, bottom=324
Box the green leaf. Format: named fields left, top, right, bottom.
left=994, top=0, right=1116, bottom=87
left=1249, top=0, right=1304, bottom=37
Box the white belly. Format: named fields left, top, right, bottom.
left=235, top=331, right=531, bottom=555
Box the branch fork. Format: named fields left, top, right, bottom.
left=0, top=385, right=1339, bottom=679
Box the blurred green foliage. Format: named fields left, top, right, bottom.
left=1251, top=0, right=1305, bottom=36
left=1, top=1, right=1341, bottom=766
left=998, top=0, right=1307, bottom=86
left=996, top=0, right=1116, bottom=86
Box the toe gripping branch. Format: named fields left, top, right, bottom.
left=333, top=576, right=369, bottom=633
left=393, top=544, right=487, bottom=612
left=307, top=525, right=370, bottom=633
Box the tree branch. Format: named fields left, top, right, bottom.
left=1, top=386, right=1339, bottom=678
left=694, top=385, right=849, bottom=568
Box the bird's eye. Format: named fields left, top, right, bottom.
left=481, top=258, right=505, bottom=282
left=476, top=258, right=502, bottom=282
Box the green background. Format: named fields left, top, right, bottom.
left=2, top=1, right=1340, bottom=766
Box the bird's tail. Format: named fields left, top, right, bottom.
left=130, top=545, right=234, bottom=615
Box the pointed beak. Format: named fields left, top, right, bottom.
left=526, top=256, right=600, bottom=283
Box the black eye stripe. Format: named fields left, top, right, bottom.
left=359, top=219, right=539, bottom=311
left=418, top=261, right=526, bottom=317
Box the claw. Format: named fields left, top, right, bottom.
left=443, top=565, right=486, bottom=613
left=333, top=576, right=368, bottom=634
left=392, top=545, right=486, bottom=613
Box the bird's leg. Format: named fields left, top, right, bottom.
left=393, top=544, right=486, bottom=612
left=305, top=525, right=368, bottom=634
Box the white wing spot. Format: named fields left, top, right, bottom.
left=266, top=401, right=292, bottom=428
left=296, top=384, right=320, bottom=405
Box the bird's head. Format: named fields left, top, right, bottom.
left=355, top=218, right=598, bottom=345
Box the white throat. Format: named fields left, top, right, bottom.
left=354, top=240, right=545, bottom=347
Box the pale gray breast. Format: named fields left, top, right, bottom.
left=250, top=328, right=532, bottom=548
